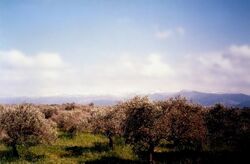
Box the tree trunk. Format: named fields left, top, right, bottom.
left=197, top=141, right=203, bottom=152
left=148, top=145, right=155, bottom=164
left=11, top=144, right=19, bottom=157
left=108, top=136, right=114, bottom=149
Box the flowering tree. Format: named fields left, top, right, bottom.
left=158, top=97, right=206, bottom=151
left=92, top=106, right=125, bottom=149
left=122, top=96, right=164, bottom=163
left=0, top=104, right=57, bottom=157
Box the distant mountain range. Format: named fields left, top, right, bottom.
left=1, top=91, right=250, bottom=107
left=0, top=95, right=119, bottom=105
left=149, top=91, right=250, bottom=108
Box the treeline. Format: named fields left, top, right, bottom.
left=0, top=96, right=249, bottom=163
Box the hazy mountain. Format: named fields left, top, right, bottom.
left=237, top=101, right=250, bottom=108
left=1, top=91, right=250, bottom=107
left=0, top=95, right=120, bottom=105
left=149, top=90, right=250, bottom=107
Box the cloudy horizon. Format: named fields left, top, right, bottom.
left=0, top=0, right=250, bottom=97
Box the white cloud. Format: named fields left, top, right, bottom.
left=0, top=50, right=66, bottom=69
left=80, top=53, right=177, bottom=95
left=155, top=26, right=185, bottom=39
left=0, top=50, right=33, bottom=68
left=0, top=50, right=77, bottom=96
left=35, top=53, right=66, bottom=69
left=142, top=54, right=173, bottom=77
left=0, top=50, right=176, bottom=96
left=0, top=44, right=250, bottom=97
left=175, top=44, right=250, bottom=93
left=114, top=54, right=173, bottom=77
left=229, top=44, right=250, bottom=58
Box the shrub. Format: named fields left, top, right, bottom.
left=237, top=109, right=250, bottom=151
left=64, top=103, right=76, bottom=111
left=51, top=110, right=90, bottom=137
left=40, top=105, right=59, bottom=119
left=205, top=104, right=250, bottom=151
left=0, top=105, right=4, bottom=111
left=122, top=96, right=206, bottom=163
left=158, top=97, right=206, bottom=151
left=0, top=104, right=57, bottom=157
left=92, top=106, right=125, bottom=149
left=122, top=96, right=162, bottom=163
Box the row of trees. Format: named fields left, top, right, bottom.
left=0, top=96, right=249, bottom=163
left=92, top=97, right=250, bottom=163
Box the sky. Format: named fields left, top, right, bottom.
left=0, top=0, right=250, bottom=97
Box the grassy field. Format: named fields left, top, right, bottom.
left=0, top=132, right=249, bottom=164
left=0, top=132, right=138, bottom=164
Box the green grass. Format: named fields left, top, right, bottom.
left=1, top=133, right=247, bottom=164
left=0, top=132, right=137, bottom=164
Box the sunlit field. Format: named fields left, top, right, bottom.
left=0, top=133, right=136, bottom=163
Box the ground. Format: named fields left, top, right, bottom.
left=0, top=132, right=248, bottom=164
left=0, top=132, right=137, bottom=164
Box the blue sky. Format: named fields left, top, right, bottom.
left=0, top=0, right=250, bottom=96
